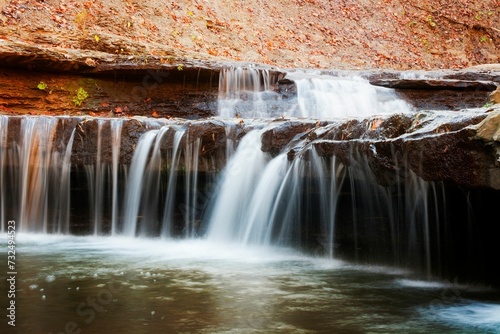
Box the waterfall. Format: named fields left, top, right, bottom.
left=207, top=67, right=447, bottom=278
left=160, top=128, right=186, bottom=238
left=310, top=150, right=345, bottom=258
left=208, top=70, right=416, bottom=250
left=83, top=119, right=125, bottom=235
left=286, top=73, right=414, bottom=118
left=181, top=135, right=201, bottom=238
left=218, top=68, right=413, bottom=119
left=138, top=126, right=169, bottom=237
left=206, top=129, right=269, bottom=243
left=18, top=117, right=58, bottom=232
left=121, top=124, right=206, bottom=238
left=93, top=120, right=105, bottom=235
left=2, top=117, right=75, bottom=233
left=110, top=119, right=123, bottom=236
left=206, top=127, right=346, bottom=250
left=122, top=129, right=160, bottom=237
left=57, top=129, right=75, bottom=234
left=0, top=67, right=466, bottom=281
left=337, top=146, right=447, bottom=278
left=218, top=66, right=281, bottom=118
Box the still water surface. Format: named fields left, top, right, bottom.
left=2, top=234, right=500, bottom=333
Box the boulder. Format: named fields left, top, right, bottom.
left=490, top=88, right=500, bottom=105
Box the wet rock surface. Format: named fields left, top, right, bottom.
left=261, top=120, right=320, bottom=155
left=309, top=109, right=500, bottom=189
left=3, top=106, right=500, bottom=189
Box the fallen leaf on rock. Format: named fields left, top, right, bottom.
left=370, top=118, right=383, bottom=131
left=85, top=58, right=98, bottom=67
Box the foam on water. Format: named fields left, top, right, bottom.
left=422, top=302, right=500, bottom=331
left=396, top=279, right=452, bottom=289
left=397, top=279, right=494, bottom=292
left=12, top=233, right=310, bottom=265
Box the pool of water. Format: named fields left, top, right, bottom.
left=2, top=234, right=500, bottom=333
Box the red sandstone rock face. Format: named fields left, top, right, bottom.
left=0, top=65, right=219, bottom=118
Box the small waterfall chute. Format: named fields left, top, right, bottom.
left=5, top=117, right=75, bottom=233
left=160, top=128, right=186, bottom=238
left=286, top=73, right=414, bottom=118
left=218, top=66, right=282, bottom=118
left=122, top=129, right=162, bottom=237
left=110, top=119, right=123, bottom=236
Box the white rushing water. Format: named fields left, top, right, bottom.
left=287, top=72, right=414, bottom=118
left=122, top=130, right=160, bottom=237
left=206, top=129, right=269, bottom=243
left=208, top=68, right=418, bottom=255
left=110, top=119, right=123, bottom=236
left=218, top=66, right=280, bottom=118
left=16, top=117, right=75, bottom=233
left=217, top=67, right=414, bottom=119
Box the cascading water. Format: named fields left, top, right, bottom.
left=208, top=69, right=423, bottom=260
left=18, top=117, right=57, bottom=232
left=92, top=119, right=104, bottom=235
left=110, top=119, right=123, bottom=236
left=0, top=70, right=433, bottom=260
left=218, top=66, right=282, bottom=118
left=339, top=147, right=442, bottom=276
left=206, top=129, right=270, bottom=243
left=83, top=119, right=125, bottom=236
left=0, top=67, right=490, bottom=283
left=310, top=150, right=345, bottom=258
left=181, top=133, right=201, bottom=238
left=206, top=129, right=343, bottom=253
left=160, top=128, right=186, bottom=238
left=122, top=129, right=162, bottom=237
left=56, top=128, right=75, bottom=234
left=121, top=123, right=211, bottom=238
left=2, top=67, right=499, bottom=333
left=287, top=72, right=413, bottom=118
left=0, top=117, right=75, bottom=233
